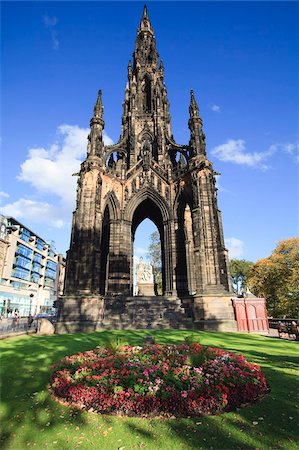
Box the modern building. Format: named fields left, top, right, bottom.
left=0, top=216, right=66, bottom=317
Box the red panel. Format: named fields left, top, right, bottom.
left=233, top=299, right=248, bottom=332
left=233, top=297, right=269, bottom=334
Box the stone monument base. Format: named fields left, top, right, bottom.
left=193, top=292, right=238, bottom=332
left=55, top=294, right=193, bottom=333
left=136, top=282, right=155, bottom=296
left=56, top=291, right=242, bottom=334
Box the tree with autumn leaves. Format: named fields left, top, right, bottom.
left=147, top=231, right=298, bottom=317
left=247, top=237, right=299, bottom=318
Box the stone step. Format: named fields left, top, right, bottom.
left=101, top=318, right=193, bottom=330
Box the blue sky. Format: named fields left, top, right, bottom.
left=1, top=1, right=298, bottom=263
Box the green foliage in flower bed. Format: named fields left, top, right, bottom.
left=1, top=330, right=298, bottom=450
left=50, top=341, right=268, bottom=416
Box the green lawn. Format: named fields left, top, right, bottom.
left=0, top=330, right=298, bottom=450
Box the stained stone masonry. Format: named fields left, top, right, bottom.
left=57, top=6, right=237, bottom=333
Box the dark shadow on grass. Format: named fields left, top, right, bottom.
left=1, top=330, right=298, bottom=449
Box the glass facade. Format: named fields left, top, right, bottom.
left=31, top=263, right=41, bottom=274
left=16, top=244, right=33, bottom=260
left=0, top=292, right=32, bottom=316
left=14, top=255, right=31, bottom=269
left=31, top=273, right=39, bottom=283
left=36, top=238, right=44, bottom=251
left=20, top=228, right=31, bottom=242
left=0, top=218, right=61, bottom=316
left=33, top=253, right=42, bottom=264
left=44, top=277, right=55, bottom=288
left=11, top=281, right=28, bottom=289
left=13, top=267, right=30, bottom=281
left=46, top=260, right=57, bottom=272
left=45, top=260, right=57, bottom=288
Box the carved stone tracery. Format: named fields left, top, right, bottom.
left=61, top=6, right=234, bottom=331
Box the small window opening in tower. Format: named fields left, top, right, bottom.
left=143, top=76, right=152, bottom=113
left=106, top=151, right=123, bottom=173
left=133, top=219, right=162, bottom=296
left=170, top=150, right=187, bottom=169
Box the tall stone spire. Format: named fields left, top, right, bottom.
left=93, top=89, right=104, bottom=119
left=189, top=90, right=200, bottom=118
left=61, top=4, right=237, bottom=334
left=133, top=4, right=158, bottom=70
left=188, top=90, right=206, bottom=156
left=89, top=89, right=105, bottom=157
left=117, top=4, right=172, bottom=168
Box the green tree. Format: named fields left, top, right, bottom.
left=248, top=237, right=299, bottom=317
left=146, top=231, right=162, bottom=294
left=229, top=259, right=253, bottom=294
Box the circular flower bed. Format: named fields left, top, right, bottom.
left=49, top=342, right=268, bottom=417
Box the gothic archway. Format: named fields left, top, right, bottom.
left=60, top=6, right=237, bottom=333
left=99, top=192, right=121, bottom=295
left=131, top=199, right=165, bottom=295
left=125, top=188, right=172, bottom=296
left=99, top=205, right=110, bottom=295
left=175, top=194, right=196, bottom=297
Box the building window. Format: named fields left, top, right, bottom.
left=44, top=277, right=55, bottom=288
left=45, top=269, right=56, bottom=280
left=31, top=273, right=39, bottom=283
left=11, top=281, right=27, bottom=289
left=36, top=238, right=45, bottom=251
left=20, top=228, right=31, bottom=242
left=13, top=267, right=30, bottom=281
left=14, top=255, right=31, bottom=269
left=46, top=260, right=57, bottom=272
left=33, top=253, right=42, bottom=264
left=16, top=244, right=33, bottom=260
left=31, top=263, right=41, bottom=274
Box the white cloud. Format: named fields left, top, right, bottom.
left=17, top=125, right=114, bottom=206
left=211, top=139, right=273, bottom=169
left=2, top=124, right=114, bottom=230
left=43, top=14, right=59, bottom=50
left=17, top=124, right=89, bottom=205
left=209, top=104, right=221, bottom=113
left=0, top=191, right=9, bottom=198
left=2, top=198, right=65, bottom=228
left=225, top=237, right=244, bottom=259
left=282, top=142, right=299, bottom=163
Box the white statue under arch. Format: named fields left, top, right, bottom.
left=136, top=257, right=155, bottom=295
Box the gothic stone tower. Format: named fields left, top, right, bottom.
left=57, top=6, right=237, bottom=332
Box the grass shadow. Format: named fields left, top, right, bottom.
left=1, top=330, right=298, bottom=449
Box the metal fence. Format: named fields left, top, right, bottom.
left=0, top=317, right=37, bottom=336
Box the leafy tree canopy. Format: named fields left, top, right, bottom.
left=248, top=237, right=299, bottom=318
left=146, top=230, right=162, bottom=294
left=229, top=259, right=253, bottom=294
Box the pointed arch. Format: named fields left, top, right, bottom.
left=124, top=187, right=173, bottom=295
left=173, top=189, right=193, bottom=221
left=174, top=191, right=196, bottom=296
left=124, top=187, right=171, bottom=224
left=99, top=204, right=110, bottom=295
left=102, top=190, right=120, bottom=221
left=142, top=74, right=152, bottom=113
